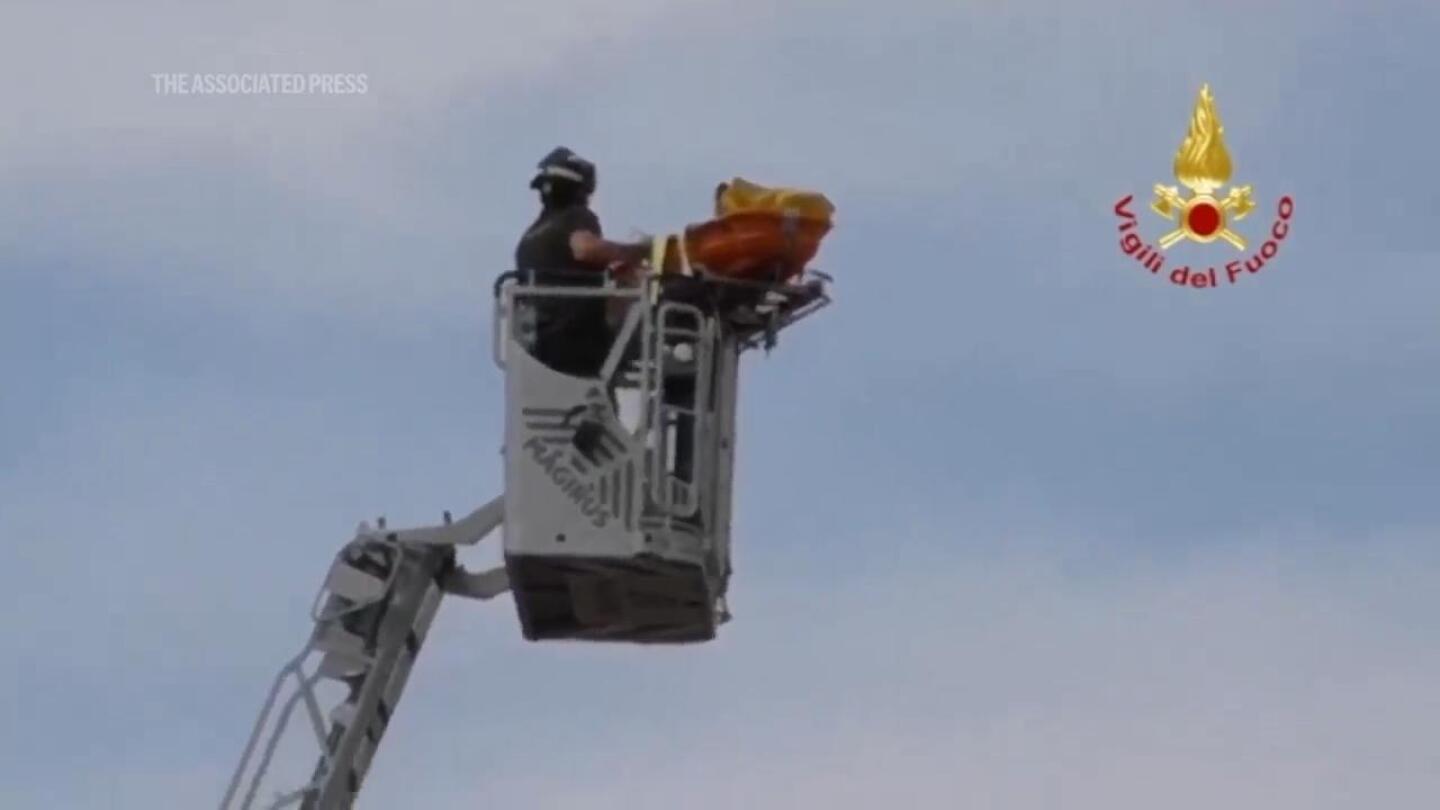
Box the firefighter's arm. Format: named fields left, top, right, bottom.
left=570, top=229, right=651, bottom=266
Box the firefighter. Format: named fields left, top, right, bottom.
left=514, top=147, right=651, bottom=378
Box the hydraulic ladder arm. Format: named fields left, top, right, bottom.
left=221, top=497, right=508, bottom=810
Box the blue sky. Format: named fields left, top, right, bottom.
left=2, top=1, right=1439, bottom=807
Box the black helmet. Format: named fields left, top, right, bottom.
left=530, top=146, right=596, bottom=195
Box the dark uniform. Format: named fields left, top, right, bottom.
left=515, top=202, right=612, bottom=378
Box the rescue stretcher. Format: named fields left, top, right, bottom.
left=614, top=178, right=834, bottom=348
left=653, top=177, right=834, bottom=283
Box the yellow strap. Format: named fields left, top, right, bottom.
left=645, top=233, right=691, bottom=303
left=646, top=235, right=668, bottom=303
left=676, top=234, right=692, bottom=277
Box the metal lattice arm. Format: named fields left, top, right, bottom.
left=221, top=498, right=507, bottom=810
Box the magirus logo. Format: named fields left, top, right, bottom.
left=1113, top=84, right=1294, bottom=289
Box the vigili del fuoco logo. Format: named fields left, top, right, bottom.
left=1113, top=84, right=1294, bottom=289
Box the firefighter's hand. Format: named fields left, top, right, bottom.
left=607, top=260, right=641, bottom=284
left=627, top=233, right=655, bottom=264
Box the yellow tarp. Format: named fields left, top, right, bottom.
left=716, top=178, right=835, bottom=224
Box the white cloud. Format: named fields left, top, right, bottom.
left=0, top=0, right=1342, bottom=315
left=0, top=0, right=729, bottom=160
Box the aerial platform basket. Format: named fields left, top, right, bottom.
left=494, top=185, right=833, bottom=643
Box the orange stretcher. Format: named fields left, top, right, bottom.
left=652, top=178, right=834, bottom=283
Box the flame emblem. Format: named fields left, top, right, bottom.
left=1150, top=84, right=1255, bottom=249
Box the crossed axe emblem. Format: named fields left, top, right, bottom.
left=1150, top=184, right=1257, bottom=250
